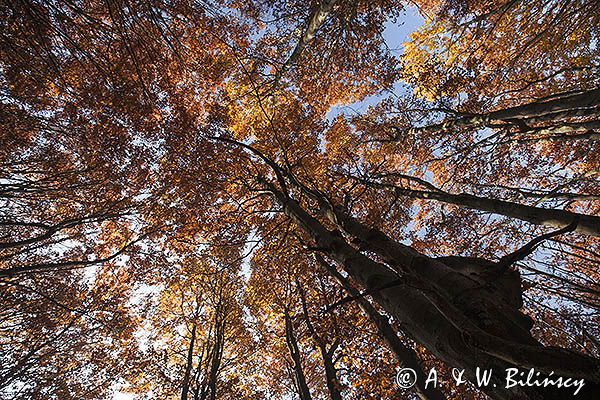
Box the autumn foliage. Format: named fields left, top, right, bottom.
left=1, top=1, right=599, bottom=399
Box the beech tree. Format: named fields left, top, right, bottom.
left=1, top=1, right=599, bottom=399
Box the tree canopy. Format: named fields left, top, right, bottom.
left=1, top=1, right=599, bottom=399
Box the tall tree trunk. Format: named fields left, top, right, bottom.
left=316, top=255, right=446, bottom=400
left=206, top=303, right=226, bottom=400
left=320, top=345, right=342, bottom=400
left=273, top=0, right=338, bottom=84
left=207, top=320, right=223, bottom=400
left=284, top=310, right=313, bottom=400
left=181, top=324, right=197, bottom=400
left=297, top=283, right=343, bottom=400
left=269, top=184, right=600, bottom=400
left=395, top=88, right=600, bottom=140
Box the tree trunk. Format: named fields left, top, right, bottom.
left=397, top=88, right=600, bottom=139
left=208, top=304, right=226, bottom=400
left=394, top=187, right=600, bottom=237
left=181, top=324, right=197, bottom=400
left=320, top=345, right=342, bottom=400
left=269, top=185, right=600, bottom=400
left=284, top=310, right=313, bottom=400
left=297, top=282, right=343, bottom=400
left=317, top=255, right=446, bottom=400
left=207, top=321, right=223, bottom=400
left=273, top=0, right=338, bottom=84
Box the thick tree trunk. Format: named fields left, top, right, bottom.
left=395, top=187, right=600, bottom=237
left=270, top=186, right=600, bottom=400
left=317, top=255, right=447, bottom=400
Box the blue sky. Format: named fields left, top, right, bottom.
left=325, top=5, right=425, bottom=121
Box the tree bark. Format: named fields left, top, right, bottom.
left=317, top=255, right=447, bottom=400
left=269, top=184, right=600, bottom=400
left=395, top=88, right=600, bottom=140
left=205, top=303, right=226, bottom=400
left=394, top=187, right=600, bottom=237
left=181, top=324, right=197, bottom=400
left=284, top=310, right=313, bottom=400
left=320, top=345, right=342, bottom=400
left=273, top=0, right=338, bottom=84
left=298, top=282, right=343, bottom=400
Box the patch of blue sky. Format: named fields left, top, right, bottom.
left=325, top=6, right=425, bottom=122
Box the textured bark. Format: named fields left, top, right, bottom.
left=395, top=88, right=600, bottom=139
left=317, top=255, right=446, bottom=400
left=395, top=188, right=600, bottom=237
left=269, top=186, right=600, bottom=400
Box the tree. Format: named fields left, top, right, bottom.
left=1, top=1, right=599, bottom=399
left=128, top=255, right=256, bottom=400
left=402, top=0, right=600, bottom=109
